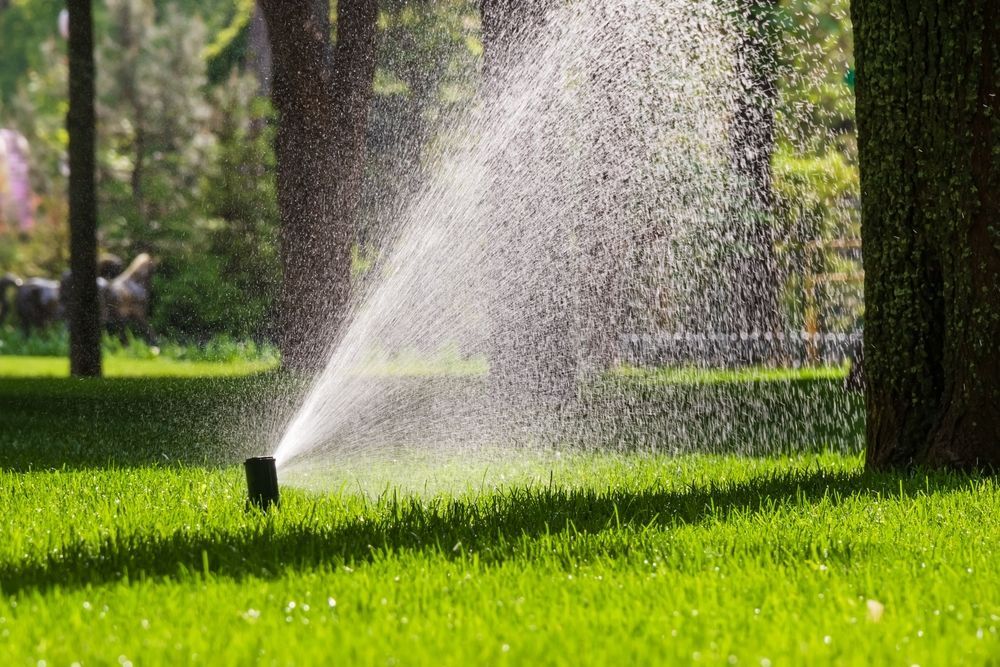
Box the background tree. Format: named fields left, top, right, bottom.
left=98, top=0, right=214, bottom=257
left=479, top=0, right=547, bottom=75
left=853, top=0, right=999, bottom=468
left=477, top=0, right=585, bottom=415
left=726, top=0, right=782, bottom=345
left=154, top=72, right=280, bottom=341
left=259, top=0, right=379, bottom=370
left=66, top=0, right=101, bottom=377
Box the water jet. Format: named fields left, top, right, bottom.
left=245, top=456, right=279, bottom=511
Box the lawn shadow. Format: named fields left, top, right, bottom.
left=1, top=374, right=862, bottom=471
left=0, top=374, right=297, bottom=472
left=0, top=467, right=983, bottom=595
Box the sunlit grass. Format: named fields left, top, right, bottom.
left=612, top=362, right=849, bottom=384
left=0, top=355, right=277, bottom=378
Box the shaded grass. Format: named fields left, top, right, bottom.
left=0, top=362, right=862, bottom=471
left=0, top=458, right=984, bottom=595
left=585, top=371, right=862, bottom=454
left=0, top=373, right=290, bottom=471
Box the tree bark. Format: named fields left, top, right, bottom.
left=480, top=0, right=549, bottom=75
left=479, top=0, right=582, bottom=417
left=727, top=0, right=782, bottom=347
left=854, top=0, right=1000, bottom=469
left=259, top=0, right=378, bottom=370
left=247, top=3, right=273, bottom=96
left=67, top=0, right=102, bottom=378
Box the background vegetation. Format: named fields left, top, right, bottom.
left=0, top=0, right=858, bottom=350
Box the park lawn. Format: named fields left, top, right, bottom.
left=612, top=363, right=850, bottom=384
left=0, top=374, right=997, bottom=665
left=0, top=354, right=278, bottom=378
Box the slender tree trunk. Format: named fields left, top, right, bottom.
left=854, top=0, right=999, bottom=469
left=67, top=0, right=102, bottom=378
left=259, top=0, right=378, bottom=370
left=247, top=3, right=273, bottom=96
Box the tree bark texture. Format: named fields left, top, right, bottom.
left=480, top=0, right=549, bottom=76
left=67, top=0, right=102, bottom=378
left=478, top=0, right=582, bottom=415
left=854, top=0, right=999, bottom=469
left=726, top=0, right=782, bottom=342
left=248, top=3, right=273, bottom=96
left=259, top=0, right=378, bottom=370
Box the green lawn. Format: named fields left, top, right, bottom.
left=0, top=354, right=277, bottom=378
left=0, top=368, right=996, bottom=665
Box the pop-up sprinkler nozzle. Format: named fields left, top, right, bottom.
left=245, top=456, right=279, bottom=511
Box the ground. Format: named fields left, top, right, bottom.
left=1, top=360, right=998, bottom=665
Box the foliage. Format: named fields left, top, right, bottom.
left=0, top=0, right=63, bottom=104
left=359, top=0, right=481, bottom=243
left=0, top=0, right=861, bottom=344
left=2, top=36, right=71, bottom=277
left=0, top=376, right=995, bottom=664
left=153, top=73, right=280, bottom=341
left=2, top=0, right=280, bottom=340
left=775, top=0, right=855, bottom=156
left=201, top=0, right=255, bottom=84
left=771, top=0, right=860, bottom=331
left=96, top=0, right=215, bottom=256
left=772, top=142, right=861, bottom=330
left=0, top=323, right=68, bottom=356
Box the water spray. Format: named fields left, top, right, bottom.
left=266, top=0, right=862, bottom=482
left=244, top=456, right=280, bottom=510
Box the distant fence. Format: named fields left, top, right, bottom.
left=618, top=330, right=863, bottom=367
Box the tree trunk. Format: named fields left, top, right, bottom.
left=67, top=0, right=102, bottom=378
left=480, top=0, right=548, bottom=75
left=727, top=0, right=782, bottom=350
left=479, top=0, right=582, bottom=420
left=854, top=0, right=999, bottom=469
left=247, top=3, right=273, bottom=96
left=259, top=0, right=378, bottom=371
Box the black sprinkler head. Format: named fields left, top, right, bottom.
left=245, top=456, right=280, bottom=511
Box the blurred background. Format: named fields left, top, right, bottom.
left=0, top=0, right=859, bottom=370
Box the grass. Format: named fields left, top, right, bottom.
left=0, top=355, right=277, bottom=378
left=612, top=363, right=851, bottom=384
left=0, top=369, right=997, bottom=665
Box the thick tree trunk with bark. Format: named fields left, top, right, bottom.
left=727, top=0, right=782, bottom=344
left=259, top=0, right=378, bottom=370
left=479, top=0, right=582, bottom=417
left=479, top=0, right=549, bottom=76
left=67, top=0, right=102, bottom=377
left=853, top=0, right=999, bottom=469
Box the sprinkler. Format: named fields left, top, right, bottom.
left=244, top=456, right=280, bottom=511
